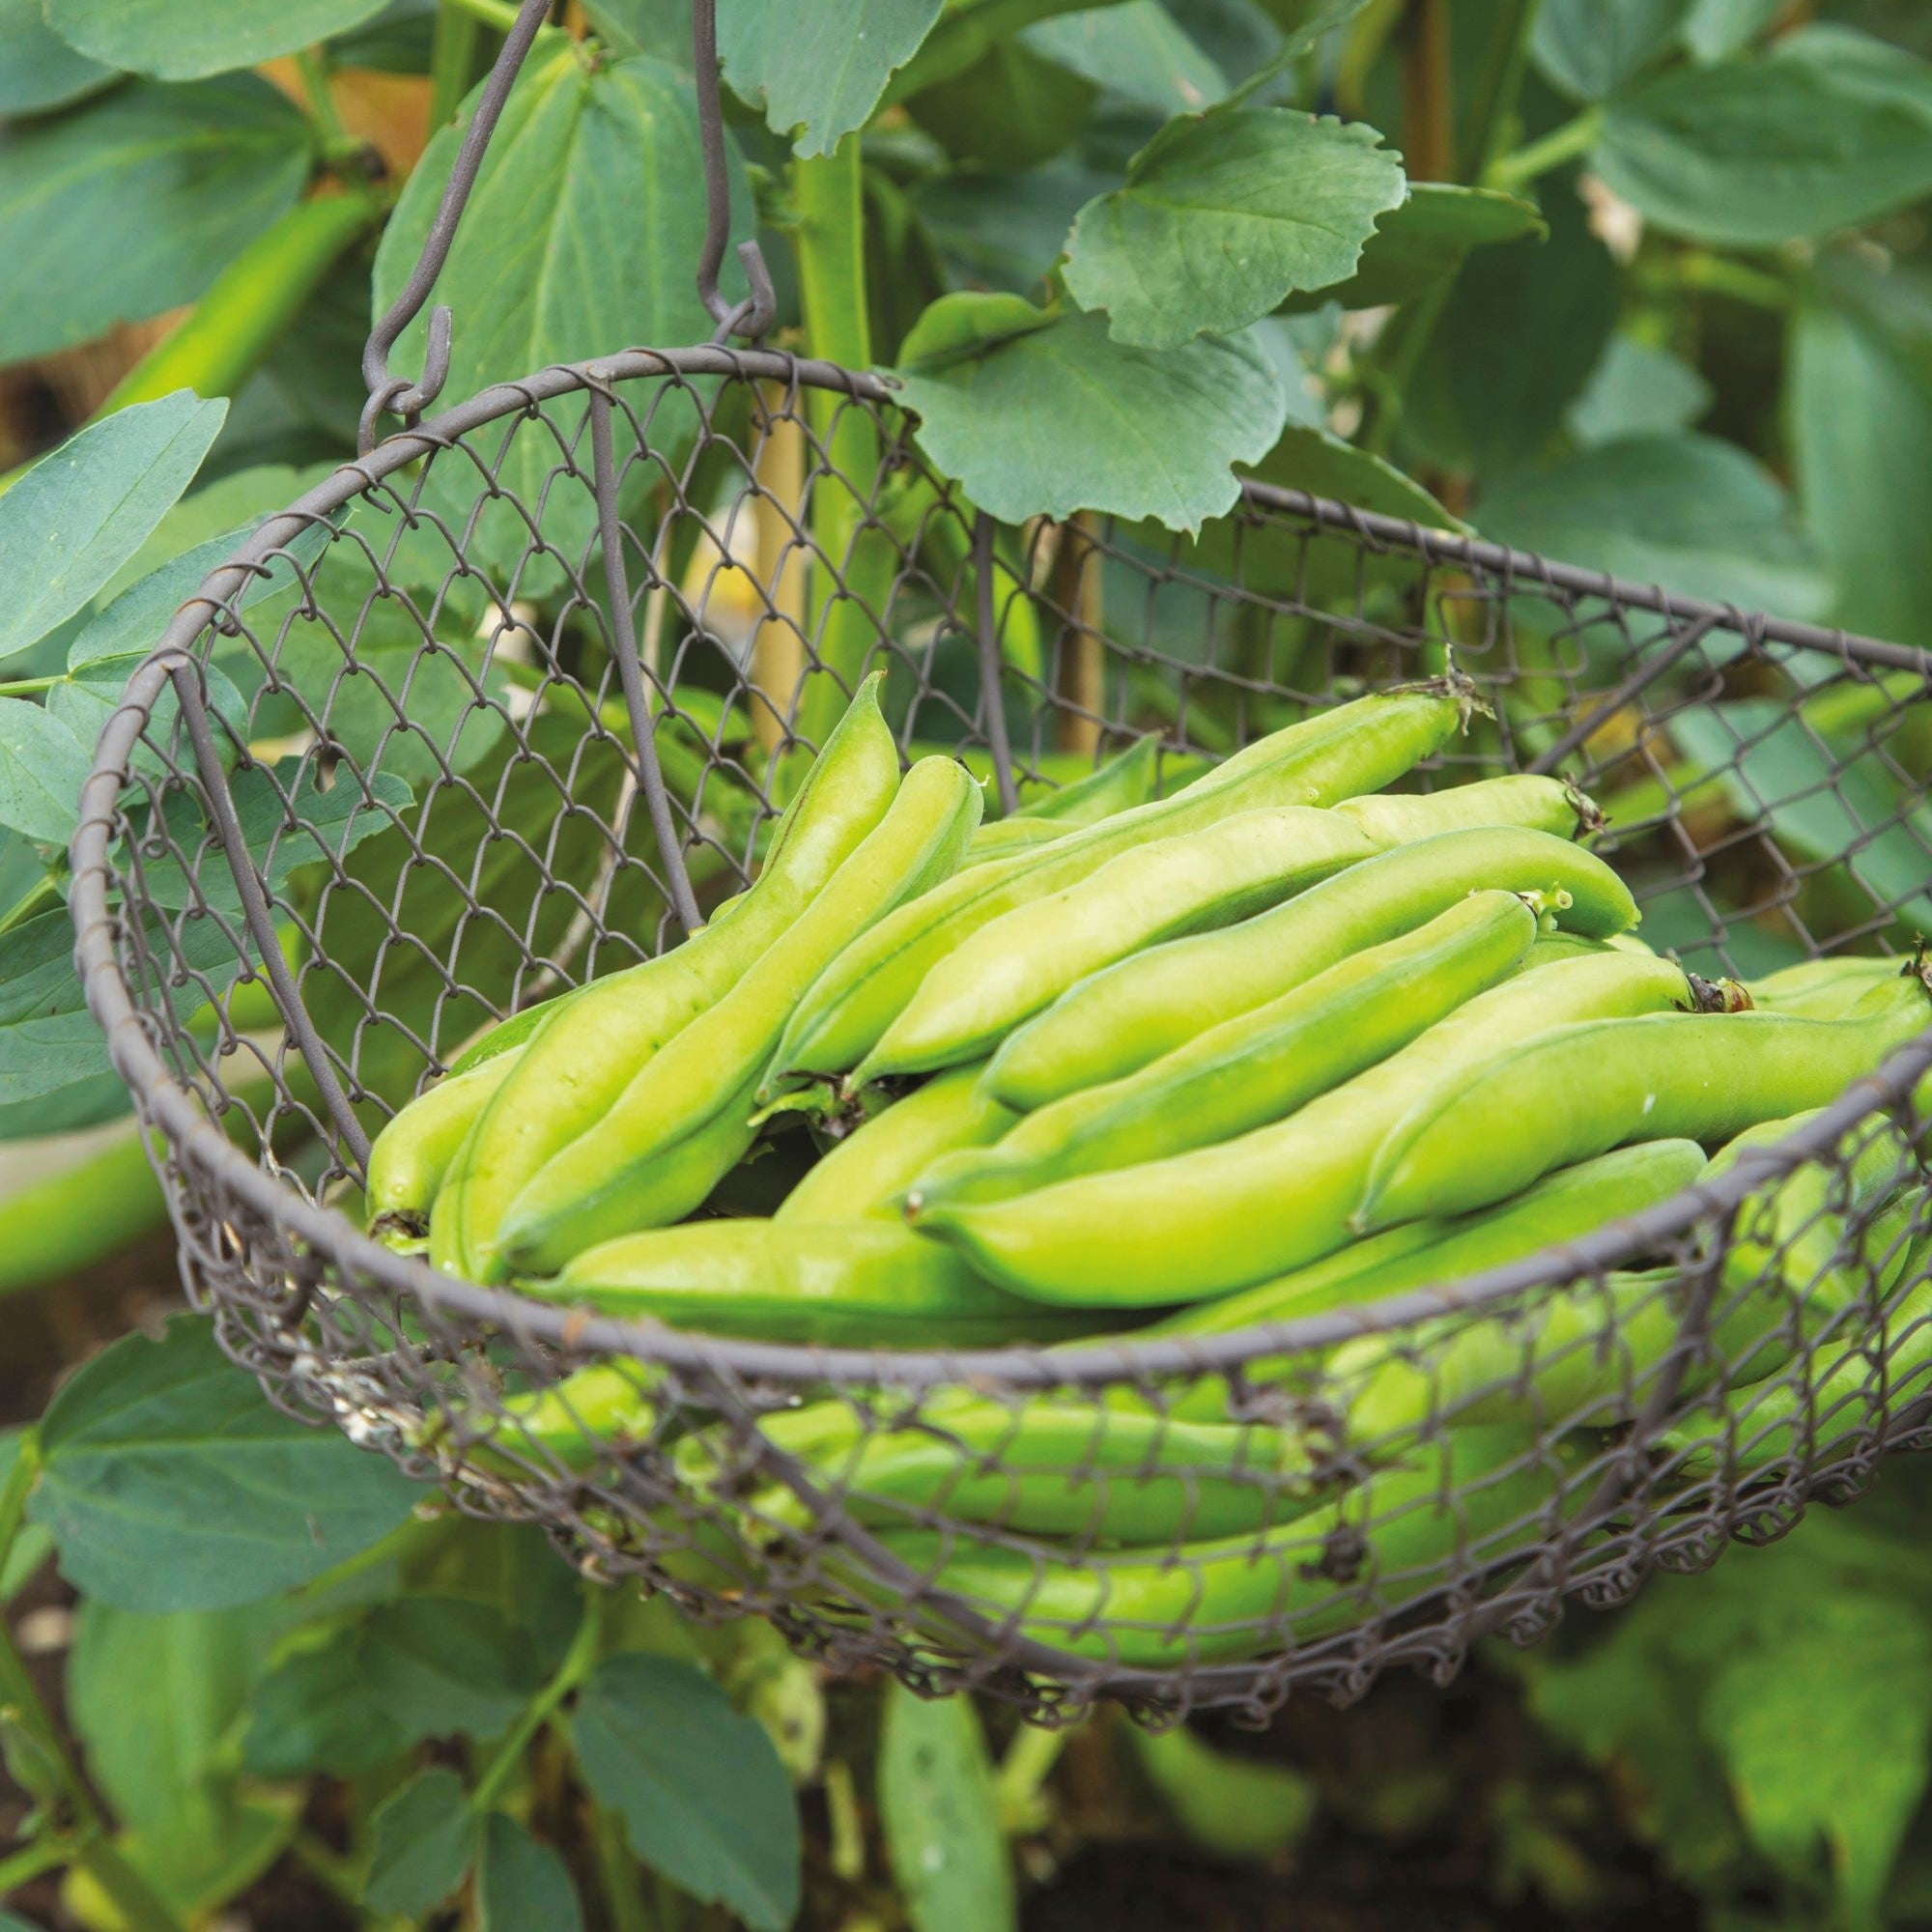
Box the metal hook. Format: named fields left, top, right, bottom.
left=359, top=0, right=553, bottom=454
left=692, top=0, right=777, bottom=340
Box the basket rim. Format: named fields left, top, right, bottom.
left=69, top=344, right=1932, bottom=1391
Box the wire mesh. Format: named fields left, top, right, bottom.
left=71, top=348, right=1932, bottom=1723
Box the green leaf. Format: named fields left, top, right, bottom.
left=0, top=702, right=88, bottom=846
left=28, top=1316, right=419, bottom=1611
left=373, top=43, right=740, bottom=586
left=1478, top=435, right=1829, bottom=620
left=904, top=37, right=1097, bottom=169
left=1592, top=33, right=1932, bottom=247
left=477, top=1812, right=585, bottom=1932
left=1403, top=177, right=1616, bottom=480
left=1064, top=108, right=1406, bottom=349
left=1531, top=0, right=1693, bottom=101
left=68, top=1599, right=282, bottom=1829
left=364, top=1767, right=481, bottom=1918
left=582, top=0, right=693, bottom=62
left=876, top=1683, right=1014, bottom=1932
left=1791, top=303, right=1932, bottom=648
left=1565, top=334, right=1712, bottom=446
left=0, top=1433, right=51, bottom=1602
left=0, top=0, right=116, bottom=115
left=571, top=1652, right=801, bottom=1932
left=45, top=0, right=389, bottom=77
left=895, top=296, right=1287, bottom=529
left=1681, top=0, right=1783, bottom=63
left=0, top=393, right=227, bottom=667
left=0, top=75, right=312, bottom=362
left=1022, top=1, right=1226, bottom=113
left=914, top=160, right=1115, bottom=296
left=1279, top=182, right=1544, bottom=314
left=718, top=0, right=944, bottom=153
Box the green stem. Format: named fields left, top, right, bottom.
left=431, top=2, right=487, bottom=128
left=293, top=46, right=352, bottom=151
left=790, top=135, right=885, bottom=765
left=1642, top=249, right=1796, bottom=312
left=1486, top=106, right=1604, bottom=191
left=591, top=1803, right=653, bottom=1932
left=471, top=1585, right=605, bottom=1812
left=0, top=872, right=59, bottom=937
left=0, top=1833, right=71, bottom=1892
left=0, top=675, right=64, bottom=698
left=290, top=1830, right=361, bottom=1906
left=1458, top=0, right=1548, bottom=181
left=995, top=1719, right=1070, bottom=1832
left=1359, top=271, right=1456, bottom=458
left=440, top=0, right=521, bottom=33
left=0, top=1433, right=40, bottom=1586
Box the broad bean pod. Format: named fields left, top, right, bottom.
left=911, top=952, right=1695, bottom=1306
left=497, top=755, right=982, bottom=1273
left=913, top=893, right=1537, bottom=1211
left=763, top=684, right=1471, bottom=1090
left=366, top=1050, right=526, bottom=1237
left=984, top=825, right=1637, bottom=1112
left=1360, top=964, right=1932, bottom=1233
left=1747, top=954, right=1902, bottom=1020
left=964, top=736, right=1162, bottom=862
left=432, top=672, right=902, bottom=1279
left=1331, top=772, right=1594, bottom=845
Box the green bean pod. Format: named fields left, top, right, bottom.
left=984, top=826, right=1639, bottom=1112
left=855, top=1425, right=1562, bottom=1667
left=777, top=1065, right=1017, bottom=1223
left=1747, top=954, right=1901, bottom=1020
left=764, top=684, right=1472, bottom=1090
left=497, top=755, right=983, bottom=1273
left=725, top=1399, right=1334, bottom=1545
left=909, top=952, right=1695, bottom=1306
left=914, top=892, right=1538, bottom=1212
left=538, top=1219, right=1111, bottom=1347
left=854, top=807, right=1382, bottom=1086
left=1360, top=964, right=1932, bottom=1233
left=966, top=736, right=1162, bottom=859
left=431, top=672, right=902, bottom=1279
left=1332, top=772, right=1592, bottom=845
left=365, top=1050, right=526, bottom=1236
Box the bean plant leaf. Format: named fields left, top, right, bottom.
left=1280, top=182, right=1544, bottom=314
left=1064, top=108, right=1406, bottom=349
left=0, top=394, right=227, bottom=668
left=1531, top=0, right=1693, bottom=101
left=477, top=1812, right=586, bottom=1932
left=1478, top=434, right=1829, bottom=620
left=903, top=37, right=1097, bottom=170
left=582, top=0, right=693, bottom=62
left=1790, top=303, right=1932, bottom=649
left=895, top=295, right=1288, bottom=530
left=45, top=0, right=390, bottom=77
left=0, top=76, right=312, bottom=362
left=718, top=0, right=944, bottom=153
left=571, top=1652, right=802, bottom=1932
left=1682, top=0, right=1783, bottom=62
left=0, top=0, right=116, bottom=115
left=28, top=1316, right=421, bottom=1611
left=0, top=702, right=89, bottom=846
left=373, top=43, right=742, bottom=584
left=877, top=1682, right=1015, bottom=1932
left=1565, top=334, right=1713, bottom=447
left=1021, top=1, right=1226, bottom=113
left=1592, top=30, right=1932, bottom=246
left=0, top=1433, right=52, bottom=1602
left=364, top=1767, right=482, bottom=1918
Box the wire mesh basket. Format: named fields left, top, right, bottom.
left=70, top=2, right=1932, bottom=1725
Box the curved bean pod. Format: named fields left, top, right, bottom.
left=497, top=755, right=983, bottom=1273
left=854, top=807, right=1381, bottom=1086
left=539, top=1219, right=1110, bottom=1347
left=365, top=1050, right=526, bottom=1236
left=777, top=1065, right=1016, bottom=1223
left=431, top=672, right=902, bottom=1279
left=965, top=736, right=1162, bottom=860
left=1333, top=772, right=1593, bottom=845
left=914, top=893, right=1537, bottom=1211
left=1747, top=954, right=1900, bottom=1020
left=763, top=684, right=1470, bottom=1090
left=909, top=952, right=1695, bottom=1305
left=1360, top=964, right=1932, bottom=1233
left=983, top=826, right=1639, bottom=1112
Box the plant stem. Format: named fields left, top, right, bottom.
left=995, top=1719, right=1071, bottom=1832
left=431, top=1, right=486, bottom=127
left=290, top=1830, right=361, bottom=1906
left=470, top=1584, right=606, bottom=1811
left=0, top=872, right=59, bottom=938
left=1641, top=249, right=1796, bottom=312
left=0, top=675, right=64, bottom=698
left=294, top=46, right=352, bottom=152
left=0, top=1833, right=71, bottom=1892
left=1486, top=106, right=1604, bottom=191
left=591, top=1802, right=653, bottom=1932
left=440, top=0, right=521, bottom=31
left=1401, top=0, right=1455, bottom=181
left=0, top=1433, right=39, bottom=1586
left=1459, top=0, right=1548, bottom=181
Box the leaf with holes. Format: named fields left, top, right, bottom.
left=45, top=0, right=390, bottom=77
left=373, top=42, right=745, bottom=588
left=572, top=1653, right=801, bottom=1932
left=895, top=296, right=1287, bottom=530
left=0, top=394, right=228, bottom=668
left=0, top=76, right=313, bottom=361
left=27, top=1317, right=421, bottom=1611
left=1065, top=108, right=1406, bottom=348
left=720, top=0, right=944, bottom=152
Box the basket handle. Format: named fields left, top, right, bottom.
left=359, top=0, right=775, bottom=454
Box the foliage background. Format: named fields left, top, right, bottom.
left=2, top=0, right=1932, bottom=1927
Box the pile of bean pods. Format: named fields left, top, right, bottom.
left=374, top=672, right=1932, bottom=1666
